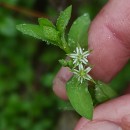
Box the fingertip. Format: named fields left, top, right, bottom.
left=74, top=117, right=90, bottom=130
left=75, top=94, right=130, bottom=130
left=53, top=77, right=68, bottom=100
left=75, top=120, right=122, bottom=130
left=53, top=67, right=72, bottom=100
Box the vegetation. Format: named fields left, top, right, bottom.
left=0, top=0, right=130, bottom=129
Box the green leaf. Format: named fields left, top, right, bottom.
left=68, top=13, right=91, bottom=51
left=95, top=81, right=118, bottom=103
left=42, top=26, right=61, bottom=45
left=56, top=5, right=72, bottom=34
left=88, top=85, right=98, bottom=107
left=66, top=76, right=93, bottom=119
left=16, top=24, right=61, bottom=46
left=110, top=61, right=130, bottom=94
left=16, top=24, right=43, bottom=39
left=38, top=18, right=55, bottom=28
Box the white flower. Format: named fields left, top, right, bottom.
left=68, top=47, right=90, bottom=66
left=72, top=64, right=92, bottom=83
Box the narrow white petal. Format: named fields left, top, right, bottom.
left=69, top=55, right=78, bottom=59
left=79, top=48, right=83, bottom=54
left=73, top=59, right=77, bottom=64
left=72, top=70, right=78, bottom=75
left=73, top=72, right=78, bottom=75
left=86, top=67, right=92, bottom=73
left=83, top=58, right=88, bottom=62
left=81, top=59, right=88, bottom=64
left=79, top=64, right=84, bottom=70
left=69, top=54, right=77, bottom=57
left=76, top=47, right=79, bottom=53
left=78, top=77, right=81, bottom=82
left=87, top=74, right=92, bottom=80
left=84, top=54, right=89, bottom=57
left=73, top=69, right=78, bottom=72
left=83, top=51, right=89, bottom=56
left=82, top=60, right=86, bottom=64
left=85, top=77, right=91, bottom=81
left=80, top=78, right=83, bottom=83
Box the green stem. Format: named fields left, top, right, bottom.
left=61, top=34, right=70, bottom=53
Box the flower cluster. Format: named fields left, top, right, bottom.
left=68, top=47, right=93, bottom=83
left=68, top=47, right=89, bottom=67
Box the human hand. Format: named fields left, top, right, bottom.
left=53, top=0, right=130, bottom=129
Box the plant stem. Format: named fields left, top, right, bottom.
left=0, top=2, right=48, bottom=18
left=61, top=34, right=70, bottom=53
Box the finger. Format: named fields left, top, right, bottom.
left=75, top=94, right=130, bottom=130
left=53, top=67, right=72, bottom=100
left=89, top=0, right=130, bottom=82
left=76, top=120, right=122, bottom=130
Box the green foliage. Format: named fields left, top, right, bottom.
left=16, top=5, right=91, bottom=55
left=16, top=24, right=61, bottom=46
left=66, top=76, right=93, bottom=119
left=68, top=13, right=91, bottom=51
left=1, top=0, right=130, bottom=129
left=56, top=5, right=72, bottom=34
left=110, top=61, right=130, bottom=94
left=17, top=6, right=72, bottom=53
left=16, top=5, right=129, bottom=120
left=16, top=6, right=94, bottom=119
left=59, top=59, right=73, bottom=68
left=0, top=16, right=16, bottom=37
left=1, top=0, right=18, bottom=5
left=95, top=81, right=118, bottom=103
left=38, top=18, right=55, bottom=28
left=0, top=1, right=63, bottom=130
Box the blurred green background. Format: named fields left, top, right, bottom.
left=0, top=0, right=130, bottom=130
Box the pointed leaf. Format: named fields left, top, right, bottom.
left=66, top=76, right=93, bottom=119
left=95, top=81, right=118, bottom=103
left=38, top=18, right=55, bottom=28
left=68, top=13, right=91, bottom=51
left=42, top=26, right=61, bottom=45
left=56, top=5, right=72, bottom=34
left=16, top=24, right=61, bottom=46
left=16, top=24, right=44, bottom=40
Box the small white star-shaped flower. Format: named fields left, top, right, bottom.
left=68, top=47, right=90, bottom=66
left=72, top=64, right=92, bottom=83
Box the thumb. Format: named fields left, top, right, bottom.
left=75, top=94, right=130, bottom=130
left=77, top=121, right=122, bottom=130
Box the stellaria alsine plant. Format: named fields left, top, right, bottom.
left=16, top=5, right=118, bottom=120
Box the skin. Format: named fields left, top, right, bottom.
left=53, top=0, right=130, bottom=129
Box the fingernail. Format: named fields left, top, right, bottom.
left=80, top=121, right=122, bottom=130
left=59, top=67, right=72, bottom=82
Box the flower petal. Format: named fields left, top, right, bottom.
left=85, top=67, right=92, bottom=73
